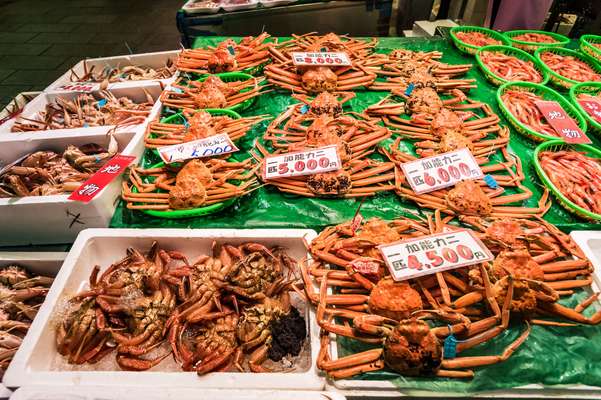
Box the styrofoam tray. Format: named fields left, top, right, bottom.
left=0, top=131, right=144, bottom=246
left=182, top=0, right=222, bottom=14
left=3, top=228, right=324, bottom=391
left=259, top=0, right=295, bottom=8
left=46, top=51, right=179, bottom=92
left=0, top=83, right=162, bottom=142
left=221, top=0, right=259, bottom=12
left=0, top=92, right=41, bottom=127
left=572, top=231, right=601, bottom=273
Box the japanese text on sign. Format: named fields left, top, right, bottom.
left=534, top=100, right=591, bottom=144
left=68, top=154, right=135, bottom=203
left=263, top=145, right=341, bottom=180
left=578, top=99, right=601, bottom=124
left=56, top=83, right=99, bottom=92
left=291, top=52, right=352, bottom=66
left=158, top=134, right=238, bottom=164
left=400, top=148, right=483, bottom=194
left=378, top=229, right=493, bottom=281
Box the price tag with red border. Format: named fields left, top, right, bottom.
left=401, top=148, right=483, bottom=194
left=350, top=257, right=381, bottom=281
left=55, top=83, right=99, bottom=92
left=534, top=100, right=591, bottom=144
left=68, top=154, right=135, bottom=203
left=378, top=229, right=493, bottom=282
left=578, top=98, right=601, bottom=124
left=157, top=133, right=238, bottom=164
left=291, top=52, right=352, bottom=66
left=262, top=145, right=341, bottom=180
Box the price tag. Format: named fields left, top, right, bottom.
left=378, top=229, right=493, bottom=282
left=350, top=257, right=381, bottom=281
left=578, top=99, right=601, bottom=124
left=262, top=145, right=341, bottom=180
left=56, top=83, right=99, bottom=92
left=68, top=154, right=135, bottom=203
left=157, top=133, right=238, bottom=164
left=400, top=148, right=483, bottom=194
left=534, top=100, right=591, bottom=144
left=291, top=52, right=352, bottom=66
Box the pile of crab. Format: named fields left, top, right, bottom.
left=302, top=212, right=598, bottom=380
left=56, top=241, right=308, bottom=373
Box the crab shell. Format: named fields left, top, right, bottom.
left=301, top=67, right=338, bottom=93
left=492, top=249, right=544, bottom=281
left=368, top=278, right=423, bottom=321
left=446, top=180, right=493, bottom=216
left=306, top=170, right=352, bottom=196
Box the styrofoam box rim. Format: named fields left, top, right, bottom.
left=328, top=230, right=601, bottom=398
left=0, top=92, right=42, bottom=122
left=4, top=228, right=325, bottom=391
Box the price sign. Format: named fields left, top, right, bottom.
left=158, top=134, right=238, bottom=164
left=350, top=257, right=381, bottom=281
left=578, top=99, right=601, bottom=124
left=291, top=52, right=352, bottom=66
left=401, top=148, right=483, bottom=194
left=534, top=100, right=591, bottom=144
left=55, top=83, right=99, bottom=92
left=262, top=145, right=341, bottom=180
left=379, top=229, right=493, bottom=282
left=68, top=154, right=135, bottom=203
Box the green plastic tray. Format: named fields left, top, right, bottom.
left=475, top=45, right=549, bottom=86
left=497, top=81, right=587, bottom=142
left=534, top=46, right=601, bottom=90
left=449, top=26, right=510, bottom=55
left=504, top=29, right=569, bottom=53
left=533, top=140, right=601, bottom=221
left=569, top=82, right=601, bottom=134
left=580, top=34, right=601, bottom=62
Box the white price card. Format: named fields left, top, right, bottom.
left=401, top=148, right=483, bottom=194
left=291, top=52, right=352, bottom=66
left=379, top=229, right=493, bottom=282
left=158, top=133, right=238, bottom=164
left=55, top=83, right=99, bottom=92
left=262, top=145, right=341, bottom=180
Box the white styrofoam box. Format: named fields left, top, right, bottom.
left=182, top=0, right=222, bottom=14
left=46, top=50, right=180, bottom=92
left=413, top=19, right=458, bottom=37
left=571, top=231, right=601, bottom=276
left=259, top=0, right=296, bottom=8
left=10, top=387, right=345, bottom=400
left=0, top=131, right=145, bottom=246
left=4, top=228, right=324, bottom=391
left=221, top=0, right=259, bottom=12
left=0, top=92, right=41, bottom=127
left=0, top=83, right=163, bottom=142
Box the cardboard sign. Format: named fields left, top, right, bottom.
left=55, top=83, right=99, bottom=92
left=378, top=229, right=493, bottom=282
left=158, top=134, right=238, bottom=164
left=68, top=154, right=135, bottom=203
left=262, top=145, right=341, bottom=180
left=401, top=148, right=483, bottom=194
left=535, top=100, right=591, bottom=144
left=291, top=52, right=352, bottom=66
left=578, top=99, right=601, bottom=124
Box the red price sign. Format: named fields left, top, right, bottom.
left=378, top=229, right=493, bottom=281
left=350, top=257, right=381, bottom=282
left=56, top=83, right=98, bottom=92
left=401, top=148, right=483, bottom=194
left=262, top=145, right=341, bottom=180
left=578, top=99, right=601, bottom=124
left=68, top=154, right=135, bottom=203
left=291, top=52, right=352, bottom=66
left=535, top=100, right=591, bottom=144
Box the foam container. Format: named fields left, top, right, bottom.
left=182, top=0, right=222, bottom=14
left=0, top=131, right=144, bottom=246
left=45, top=51, right=179, bottom=92
left=3, top=228, right=324, bottom=391
left=221, top=0, right=259, bottom=12
left=0, top=83, right=163, bottom=142
left=0, top=92, right=41, bottom=127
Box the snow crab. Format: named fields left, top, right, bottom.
left=290, top=91, right=356, bottom=117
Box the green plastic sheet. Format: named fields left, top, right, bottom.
left=110, top=35, right=601, bottom=393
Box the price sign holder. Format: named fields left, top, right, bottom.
left=157, top=134, right=238, bottom=164
left=291, top=52, right=352, bottom=67
left=578, top=98, right=601, bottom=124
left=534, top=100, right=591, bottom=144
left=400, top=148, right=483, bottom=194
left=378, top=229, right=493, bottom=282
left=68, top=154, right=135, bottom=203
left=262, top=145, right=341, bottom=180
left=55, top=83, right=99, bottom=92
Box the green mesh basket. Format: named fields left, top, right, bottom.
left=534, top=46, right=601, bottom=90
left=580, top=34, right=601, bottom=62
left=497, top=81, right=587, bottom=142
left=449, top=26, right=510, bottom=56
left=533, top=140, right=601, bottom=221
left=569, top=82, right=601, bottom=134
left=504, top=30, right=569, bottom=53
left=475, top=45, right=549, bottom=86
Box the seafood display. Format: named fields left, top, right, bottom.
left=55, top=242, right=307, bottom=372
left=539, top=149, right=601, bottom=215
left=69, top=60, right=176, bottom=85
left=539, top=51, right=601, bottom=82
left=479, top=51, right=543, bottom=82
left=511, top=32, right=558, bottom=43
left=500, top=89, right=566, bottom=137
left=455, top=31, right=502, bottom=47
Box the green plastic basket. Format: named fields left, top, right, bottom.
left=534, top=46, right=601, bottom=90
left=131, top=160, right=238, bottom=219
left=475, top=45, right=549, bottom=86
left=533, top=140, right=601, bottom=221
left=449, top=26, right=510, bottom=56
left=504, top=30, right=569, bottom=53
left=569, top=82, right=601, bottom=134
left=497, top=81, right=587, bottom=142
left=580, top=34, right=601, bottom=62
